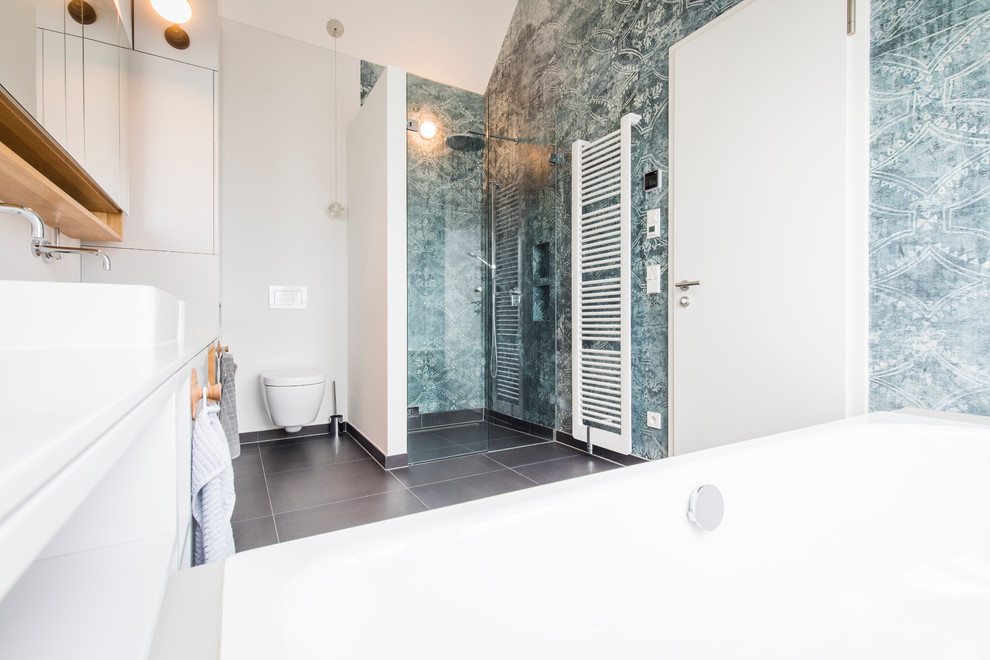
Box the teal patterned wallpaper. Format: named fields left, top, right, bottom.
left=360, top=60, right=384, bottom=105
left=870, top=0, right=990, bottom=414
left=487, top=0, right=990, bottom=458
left=487, top=0, right=745, bottom=458
left=406, top=74, right=487, bottom=415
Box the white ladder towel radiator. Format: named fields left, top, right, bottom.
left=571, top=112, right=640, bottom=455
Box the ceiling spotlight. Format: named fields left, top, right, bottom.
left=419, top=121, right=437, bottom=140
left=151, top=0, right=192, bottom=24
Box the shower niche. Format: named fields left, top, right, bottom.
left=532, top=242, right=551, bottom=322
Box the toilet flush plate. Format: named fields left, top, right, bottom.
left=269, top=286, right=307, bottom=310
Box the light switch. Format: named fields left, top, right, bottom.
left=269, top=285, right=307, bottom=310
left=646, top=208, right=661, bottom=239
left=646, top=264, right=662, bottom=295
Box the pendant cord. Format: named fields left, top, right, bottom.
left=326, top=19, right=344, bottom=216
left=332, top=35, right=338, bottom=202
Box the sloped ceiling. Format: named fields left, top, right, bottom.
left=218, top=0, right=519, bottom=93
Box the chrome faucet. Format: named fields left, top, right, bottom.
left=34, top=241, right=112, bottom=270
left=34, top=228, right=112, bottom=271
left=0, top=203, right=46, bottom=241
left=0, top=202, right=111, bottom=270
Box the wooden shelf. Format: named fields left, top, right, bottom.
left=0, top=84, right=122, bottom=241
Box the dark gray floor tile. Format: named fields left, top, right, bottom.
left=232, top=516, right=277, bottom=552
left=487, top=442, right=584, bottom=468
left=407, top=444, right=479, bottom=464
left=410, top=469, right=537, bottom=509
left=261, top=435, right=368, bottom=474
left=231, top=445, right=263, bottom=480
left=231, top=473, right=272, bottom=522
left=513, top=455, right=620, bottom=485
left=258, top=432, right=332, bottom=449
left=238, top=431, right=259, bottom=444
left=275, top=490, right=428, bottom=541
left=258, top=424, right=330, bottom=442
left=528, top=423, right=555, bottom=439
left=428, top=423, right=487, bottom=445
left=487, top=423, right=523, bottom=439
left=422, top=408, right=484, bottom=426
left=265, top=459, right=405, bottom=514
left=484, top=434, right=549, bottom=452
left=391, top=453, right=504, bottom=488
left=407, top=431, right=460, bottom=451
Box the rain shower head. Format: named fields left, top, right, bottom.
left=446, top=130, right=521, bottom=152
left=446, top=133, right=486, bottom=152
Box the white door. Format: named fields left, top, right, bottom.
left=668, top=0, right=853, bottom=455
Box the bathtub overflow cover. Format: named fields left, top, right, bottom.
left=687, top=484, right=724, bottom=532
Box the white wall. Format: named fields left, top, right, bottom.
left=83, top=50, right=218, bottom=335
left=346, top=65, right=407, bottom=457
left=0, top=224, right=80, bottom=282
left=219, top=20, right=358, bottom=433
left=219, top=0, right=517, bottom=94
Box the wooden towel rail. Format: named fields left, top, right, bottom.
left=190, top=368, right=222, bottom=419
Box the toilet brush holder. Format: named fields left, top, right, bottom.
left=329, top=414, right=343, bottom=437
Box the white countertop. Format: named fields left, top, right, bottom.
left=0, top=334, right=215, bottom=526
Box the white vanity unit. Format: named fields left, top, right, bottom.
left=0, top=281, right=216, bottom=659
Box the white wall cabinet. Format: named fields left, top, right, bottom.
left=83, top=37, right=126, bottom=208
left=38, top=28, right=130, bottom=214
left=0, top=0, right=37, bottom=116
left=92, top=50, right=215, bottom=254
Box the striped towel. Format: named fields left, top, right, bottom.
left=218, top=350, right=240, bottom=459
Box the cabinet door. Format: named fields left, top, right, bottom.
left=102, top=51, right=214, bottom=254
left=0, top=0, right=37, bottom=116
left=39, top=29, right=68, bottom=148
left=40, top=31, right=86, bottom=164
left=82, top=38, right=123, bottom=206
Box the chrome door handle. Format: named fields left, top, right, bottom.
left=675, top=280, right=701, bottom=291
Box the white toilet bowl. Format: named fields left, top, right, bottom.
left=261, top=368, right=326, bottom=433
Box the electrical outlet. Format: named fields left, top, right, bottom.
left=646, top=411, right=662, bottom=430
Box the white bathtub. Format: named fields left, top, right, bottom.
left=219, top=411, right=990, bottom=659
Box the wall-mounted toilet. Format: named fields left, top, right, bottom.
left=261, top=368, right=326, bottom=433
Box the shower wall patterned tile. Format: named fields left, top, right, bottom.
left=406, top=74, right=486, bottom=415
left=487, top=0, right=745, bottom=458
left=359, top=61, right=384, bottom=105
left=869, top=0, right=990, bottom=414
left=485, top=97, right=558, bottom=429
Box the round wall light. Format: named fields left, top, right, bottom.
left=419, top=121, right=437, bottom=140
left=151, top=0, right=192, bottom=24
left=67, top=0, right=97, bottom=25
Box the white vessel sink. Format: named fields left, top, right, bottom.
left=0, top=281, right=182, bottom=348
